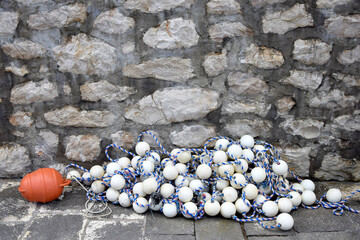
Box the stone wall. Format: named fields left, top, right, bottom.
left=0, top=0, right=359, bottom=180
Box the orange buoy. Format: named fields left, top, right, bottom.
left=18, top=168, right=71, bottom=203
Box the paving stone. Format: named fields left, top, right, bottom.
left=84, top=219, right=143, bottom=240
left=244, top=221, right=295, bottom=236
left=0, top=223, right=25, bottom=240
left=295, top=231, right=360, bottom=240
left=145, top=212, right=194, bottom=235
left=195, top=217, right=244, bottom=240
left=145, top=235, right=195, bottom=240
left=249, top=237, right=294, bottom=240
left=24, top=214, right=85, bottom=240
left=291, top=207, right=358, bottom=232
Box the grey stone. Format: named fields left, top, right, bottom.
left=292, top=207, right=358, bottom=232
left=280, top=70, right=324, bottom=91
left=276, top=97, right=296, bottom=116
left=27, top=3, right=87, bottom=30
left=24, top=214, right=85, bottom=240
left=207, top=0, right=241, bottom=15
left=0, top=12, right=19, bottom=36
left=324, top=14, right=360, bottom=38
left=244, top=222, right=294, bottom=236
left=0, top=197, right=36, bottom=223
left=332, top=111, right=360, bottom=132
left=209, top=21, right=253, bottom=42
left=145, top=235, right=195, bottom=240
left=293, top=39, right=332, bottom=65
left=145, top=212, right=194, bottom=235
left=251, top=0, right=286, bottom=6
left=122, top=41, right=135, bottom=54
left=44, top=106, right=116, bottom=127
left=0, top=144, right=31, bottom=178
left=93, top=9, right=135, bottom=35
left=248, top=237, right=294, bottom=240
left=222, top=96, right=271, bottom=117
left=195, top=218, right=244, bottom=240
left=314, top=153, right=360, bottom=181
left=170, top=125, right=216, bottom=147
left=125, top=87, right=220, bottom=125
left=34, top=130, right=59, bottom=161
left=317, top=0, right=353, bottom=8
left=203, top=50, right=227, bottom=77
left=143, top=18, right=199, bottom=49
left=63, top=84, right=71, bottom=95
left=280, top=117, right=324, bottom=139
left=2, top=40, right=46, bottom=60
left=123, top=57, right=195, bottom=82
left=0, top=223, right=25, bottom=240
left=80, top=80, right=136, bottom=102
left=84, top=219, right=143, bottom=240
left=308, top=90, right=356, bottom=110
left=337, top=45, right=360, bottom=65
left=123, top=0, right=195, bottom=13
left=277, top=146, right=311, bottom=177
left=5, top=63, right=29, bottom=77
left=228, top=71, right=269, bottom=95
left=296, top=231, right=360, bottom=240
left=12, top=0, right=50, bottom=5
left=332, top=73, right=360, bottom=87
left=65, top=135, right=101, bottom=162
left=243, top=44, right=284, bottom=69
left=53, top=33, right=117, bottom=75
left=111, top=130, right=135, bottom=150
left=9, top=111, right=33, bottom=128
left=10, top=80, right=58, bottom=105
left=225, top=119, right=273, bottom=138
left=262, top=4, right=313, bottom=34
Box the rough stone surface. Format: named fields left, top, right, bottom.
left=332, top=73, right=360, bottom=87
left=207, top=0, right=241, bottom=15
left=12, top=0, right=50, bottom=5
left=293, top=39, right=332, bottom=65
left=308, top=90, right=356, bottom=110
left=324, top=14, right=360, bottom=38
left=251, top=0, right=287, bottom=6
left=123, top=57, right=195, bottom=82
left=123, top=0, right=195, bottom=13
left=53, top=33, right=117, bottom=75
left=110, top=131, right=135, bottom=150
left=85, top=220, right=143, bottom=240
left=209, top=21, right=253, bottom=42
left=316, top=0, right=353, bottom=8
left=170, top=125, right=216, bottom=147
left=337, top=45, right=360, bottom=65
left=222, top=96, right=271, bottom=117
left=243, top=44, right=284, bottom=69
left=280, top=117, right=324, bottom=139
left=2, top=40, right=46, bottom=60
left=27, top=3, right=87, bottom=30
left=315, top=153, right=360, bottom=181
left=34, top=131, right=59, bottom=163
left=80, top=80, right=136, bottom=102
left=5, top=63, right=29, bottom=77
left=280, top=70, right=324, bottom=91
left=44, top=106, right=116, bottom=127
left=225, top=119, right=273, bottom=138
left=93, top=9, right=135, bottom=35
left=0, top=12, right=19, bottom=35
left=122, top=41, right=135, bottom=54
left=10, top=80, right=58, bottom=105
left=63, top=84, right=71, bottom=95
left=125, top=87, right=220, bottom=125
left=143, top=18, right=199, bottom=49
left=276, top=97, right=296, bottom=116
left=203, top=50, right=227, bottom=77
left=228, top=71, right=269, bottom=95
left=145, top=212, right=194, bottom=235
left=278, top=146, right=311, bottom=177
left=9, top=111, right=33, bottom=128
left=195, top=218, right=245, bottom=240
left=0, top=144, right=31, bottom=178
left=332, top=111, right=360, bottom=132
left=262, top=4, right=314, bottom=34
left=65, top=135, right=101, bottom=162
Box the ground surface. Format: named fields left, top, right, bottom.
left=0, top=180, right=359, bottom=240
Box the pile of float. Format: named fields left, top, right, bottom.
left=65, top=132, right=359, bottom=231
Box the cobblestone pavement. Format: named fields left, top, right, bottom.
left=0, top=180, right=359, bottom=240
